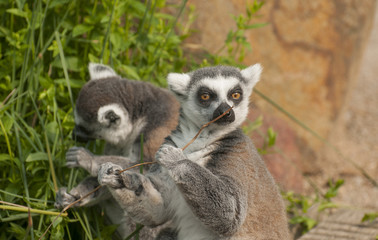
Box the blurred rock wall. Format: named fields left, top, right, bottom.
left=179, top=0, right=377, bottom=199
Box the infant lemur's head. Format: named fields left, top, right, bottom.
left=167, top=64, right=262, bottom=130
left=72, top=63, right=133, bottom=145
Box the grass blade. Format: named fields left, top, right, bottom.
left=54, top=31, right=75, bottom=109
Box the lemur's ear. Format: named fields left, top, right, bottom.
left=167, top=73, right=191, bottom=98
left=88, top=63, right=118, bottom=81
left=97, top=104, right=124, bottom=126
left=241, top=63, right=262, bottom=90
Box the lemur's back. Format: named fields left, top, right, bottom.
left=233, top=132, right=289, bottom=239
left=198, top=129, right=289, bottom=239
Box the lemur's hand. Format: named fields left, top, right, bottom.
left=98, top=162, right=123, bottom=188
left=55, top=187, right=78, bottom=209
left=66, top=147, right=93, bottom=171
left=98, top=162, right=146, bottom=197
left=155, top=145, right=186, bottom=168
left=55, top=177, right=103, bottom=209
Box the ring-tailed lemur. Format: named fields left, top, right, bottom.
left=98, top=64, right=290, bottom=239
left=54, top=63, right=180, bottom=239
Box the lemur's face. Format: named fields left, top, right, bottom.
left=168, top=64, right=262, bottom=130
left=71, top=63, right=134, bottom=145
left=73, top=103, right=130, bottom=145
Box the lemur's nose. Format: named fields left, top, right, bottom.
left=212, top=102, right=235, bottom=125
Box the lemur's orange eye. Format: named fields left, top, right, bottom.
left=232, top=92, right=241, bottom=99
left=201, top=93, right=210, bottom=100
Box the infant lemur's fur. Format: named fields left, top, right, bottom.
left=55, top=63, right=179, bottom=239
left=98, top=64, right=290, bottom=239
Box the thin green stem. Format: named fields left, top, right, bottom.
left=100, top=0, right=118, bottom=63
left=55, top=31, right=75, bottom=108
left=148, top=0, right=188, bottom=81
left=0, top=205, right=67, bottom=217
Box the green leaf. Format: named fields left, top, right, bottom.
left=55, top=78, right=85, bottom=88
left=88, top=53, right=99, bottom=63
left=6, top=8, right=28, bottom=19
left=324, top=179, right=344, bottom=199
left=362, top=212, right=378, bottom=223
left=49, top=0, right=70, bottom=8
left=317, top=202, right=338, bottom=212
left=267, top=127, right=277, bottom=147
left=51, top=216, right=63, bottom=228
left=46, top=121, right=58, bottom=143
left=4, top=183, right=20, bottom=202
left=72, top=24, right=94, bottom=37
left=25, top=152, right=48, bottom=162
left=0, top=154, right=10, bottom=161
left=0, top=115, right=14, bottom=133
left=242, top=116, right=263, bottom=135
left=52, top=56, right=81, bottom=72
left=50, top=220, right=65, bottom=240
left=7, top=223, right=26, bottom=238
left=289, top=216, right=317, bottom=231
left=119, top=65, right=140, bottom=80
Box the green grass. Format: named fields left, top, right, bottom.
left=0, top=0, right=189, bottom=238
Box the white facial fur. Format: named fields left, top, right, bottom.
left=88, top=62, right=119, bottom=80
left=167, top=73, right=191, bottom=97
left=184, top=77, right=239, bottom=128
left=168, top=64, right=262, bottom=130
left=96, top=104, right=145, bottom=146
left=167, top=64, right=262, bottom=157
left=240, top=63, right=262, bottom=95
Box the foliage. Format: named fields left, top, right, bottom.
left=362, top=212, right=378, bottom=223
left=284, top=179, right=344, bottom=234
left=201, top=0, right=266, bottom=67
left=0, top=0, right=187, bottom=239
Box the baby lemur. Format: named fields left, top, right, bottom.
left=55, top=63, right=179, bottom=239
left=98, top=64, right=290, bottom=239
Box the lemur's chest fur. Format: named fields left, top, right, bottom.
left=168, top=117, right=234, bottom=166
left=162, top=125, right=240, bottom=239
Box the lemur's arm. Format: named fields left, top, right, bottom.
left=66, top=147, right=139, bottom=176
left=156, top=146, right=247, bottom=237
left=97, top=162, right=171, bottom=227
left=55, top=177, right=110, bottom=209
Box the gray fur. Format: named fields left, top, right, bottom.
left=55, top=63, right=180, bottom=239
left=98, top=64, right=290, bottom=239
left=187, top=65, right=246, bottom=90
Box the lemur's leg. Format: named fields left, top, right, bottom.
left=65, top=147, right=137, bottom=176
left=98, top=162, right=170, bottom=227
left=55, top=177, right=109, bottom=208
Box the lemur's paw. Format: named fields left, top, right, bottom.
left=98, top=162, right=123, bottom=188
left=55, top=187, right=76, bottom=209
left=55, top=185, right=99, bottom=209
left=119, top=172, right=144, bottom=196
left=66, top=147, right=93, bottom=170
left=155, top=145, right=186, bottom=167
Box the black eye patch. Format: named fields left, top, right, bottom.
left=228, top=85, right=243, bottom=105
left=196, top=86, right=217, bottom=107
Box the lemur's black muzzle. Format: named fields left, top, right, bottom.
left=72, top=125, right=95, bottom=142
left=212, top=102, right=235, bottom=125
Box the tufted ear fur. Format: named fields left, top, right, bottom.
left=88, top=63, right=119, bottom=81
left=167, top=73, right=191, bottom=98
left=241, top=63, right=262, bottom=91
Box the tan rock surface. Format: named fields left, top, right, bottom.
left=181, top=0, right=378, bottom=209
